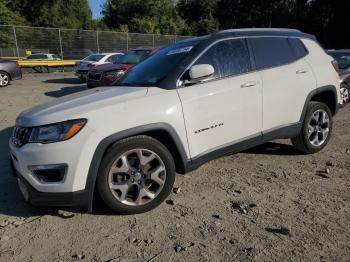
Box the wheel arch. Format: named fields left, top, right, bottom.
left=301, top=85, right=339, bottom=120
left=84, top=123, right=189, bottom=211
left=0, top=70, right=11, bottom=80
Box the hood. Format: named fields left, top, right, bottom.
left=93, top=63, right=134, bottom=72
left=17, top=86, right=148, bottom=127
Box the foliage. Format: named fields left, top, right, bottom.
left=3, top=0, right=94, bottom=29
left=0, top=0, right=27, bottom=47
left=0, top=0, right=348, bottom=48
left=0, top=0, right=27, bottom=26
left=102, top=0, right=190, bottom=35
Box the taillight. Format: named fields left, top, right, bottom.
left=332, top=60, right=339, bottom=73
left=89, top=64, right=97, bottom=68
left=15, top=61, right=20, bottom=68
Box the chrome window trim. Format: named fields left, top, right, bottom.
left=176, top=35, right=310, bottom=88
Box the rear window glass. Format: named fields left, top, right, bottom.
left=249, top=37, right=296, bottom=69
left=83, top=54, right=104, bottom=62
left=288, top=38, right=308, bottom=59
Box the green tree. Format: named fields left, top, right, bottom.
left=177, top=0, right=218, bottom=35
left=191, top=15, right=218, bottom=35
left=0, top=0, right=27, bottom=25
left=4, top=0, right=93, bottom=29
left=102, top=0, right=190, bottom=35
left=0, top=0, right=27, bottom=48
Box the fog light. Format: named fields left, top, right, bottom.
left=28, top=164, right=67, bottom=183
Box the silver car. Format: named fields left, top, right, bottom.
left=75, top=53, right=124, bottom=82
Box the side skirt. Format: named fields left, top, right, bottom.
left=184, top=122, right=301, bottom=173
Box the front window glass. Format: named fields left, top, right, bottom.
left=107, top=54, right=123, bottom=63
left=193, top=38, right=252, bottom=79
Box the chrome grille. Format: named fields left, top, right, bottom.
left=12, top=126, right=30, bottom=147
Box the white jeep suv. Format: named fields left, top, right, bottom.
left=9, top=29, right=340, bottom=214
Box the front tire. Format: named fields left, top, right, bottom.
left=0, top=71, right=10, bottom=87
left=97, top=136, right=176, bottom=214
left=291, top=102, right=333, bottom=154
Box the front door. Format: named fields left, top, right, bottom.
left=177, top=38, right=263, bottom=158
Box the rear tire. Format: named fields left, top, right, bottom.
left=97, top=136, right=176, bottom=214
left=0, top=71, right=10, bottom=87
left=291, top=102, right=333, bottom=154
left=339, top=83, right=349, bottom=107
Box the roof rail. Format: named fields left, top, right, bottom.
left=214, top=28, right=301, bottom=35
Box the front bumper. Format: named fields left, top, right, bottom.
left=75, top=70, right=88, bottom=79
left=87, top=79, right=104, bottom=88
left=10, top=158, right=91, bottom=209
left=8, top=123, right=99, bottom=211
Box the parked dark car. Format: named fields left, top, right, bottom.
left=327, top=49, right=350, bottom=106
left=87, top=47, right=160, bottom=89
left=0, top=59, right=22, bottom=87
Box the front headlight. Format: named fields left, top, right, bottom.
left=104, top=70, right=125, bottom=79
left=29, top=119, right=87, bottom=143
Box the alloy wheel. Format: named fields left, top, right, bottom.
left=340, top=85, right=349, bottom=105
left=107, top=148, right=166, bottom=206
left=307, top=109, right=330, bottom=147
left=0, top=73, right=9, bottom=87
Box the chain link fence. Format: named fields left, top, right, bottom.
left=0, top=25, right=190, bottom=59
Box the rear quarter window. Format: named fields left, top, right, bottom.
left=249, top=37, right=296, bottom=70
left=288, top=38, right=308, bottom=59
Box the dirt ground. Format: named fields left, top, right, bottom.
left=0, top=73, right=349, bottom=262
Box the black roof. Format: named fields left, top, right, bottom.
left=179, top=28, right=316, bottom=44
left=326, top=49, right=350, bottom=53
left=215, top=28, right=315, bottom=40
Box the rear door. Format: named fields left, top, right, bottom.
left=177, top=38, right=263, bottom=158
left=248, top=37, right=316, bottom=132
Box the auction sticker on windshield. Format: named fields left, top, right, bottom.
left=167, top=46, right=193, bottom=55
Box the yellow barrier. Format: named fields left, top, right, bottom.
left=0, top=57, right=26, bottom=60
left=18, top=60, right=77, bottom=67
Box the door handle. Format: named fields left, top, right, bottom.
left=240, top=81, right=256, bottom=88
left=296, top=69, right=308, bottom=74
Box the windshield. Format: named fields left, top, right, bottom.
left=115, top=42, right=199, bottom=87
left=116, top=50, right=150, bottom=64
left=329, top=52, right=350, bottom=69
left=83, top=54, right=104, bottom=62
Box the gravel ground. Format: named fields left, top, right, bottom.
left=0, top=73, right=349, bottom=262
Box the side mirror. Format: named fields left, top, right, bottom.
left=189, top=64, right=215, bottom=81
